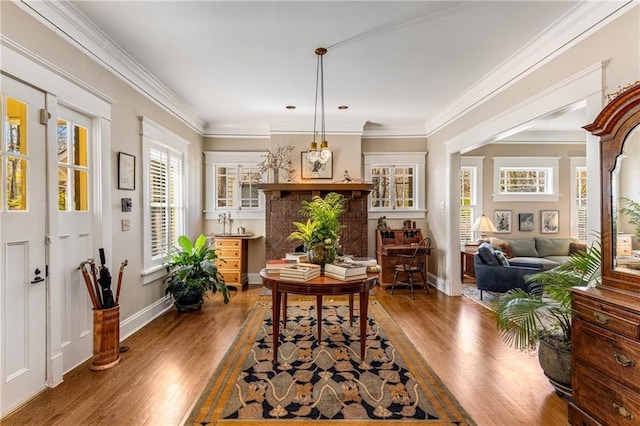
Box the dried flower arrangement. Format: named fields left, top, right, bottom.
left=257, top=145, right=295, bottom=183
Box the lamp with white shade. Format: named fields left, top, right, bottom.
left=471, top=214, right=497, bottom=243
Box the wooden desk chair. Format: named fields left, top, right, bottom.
left=391, top=237, right=431, bottom=299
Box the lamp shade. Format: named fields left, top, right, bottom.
left=471, top=214, right=497, bottom=233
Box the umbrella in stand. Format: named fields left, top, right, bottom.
left=98, top=248, right=115, bottom=309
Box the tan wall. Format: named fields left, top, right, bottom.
left=427, top=5, right=640, bottom=287
left=2, top=3, right=204, bottom=318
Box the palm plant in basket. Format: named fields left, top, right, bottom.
left=491, top=241, right=601, bottom=396
left=165, top=234, right=230, bottom=312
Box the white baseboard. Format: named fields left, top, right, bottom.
left=120, top=296, right=173, bottom=341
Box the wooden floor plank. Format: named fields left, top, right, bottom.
left=2, top=284, right=567, bottom=425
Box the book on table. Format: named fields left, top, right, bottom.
left=279, top=263, right=321, bottom=281
left=265, top=259, right=297, bottom=272
left=324, top=262, right=367, bottom=277
left=323, top=271, right=368, bottom=282
left=285, top=252, right=309, bottom=263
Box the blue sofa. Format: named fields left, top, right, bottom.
left=473, top=242, right=543, bottom=300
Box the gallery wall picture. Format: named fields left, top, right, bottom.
left=301, top=152, right=333, bottom=179
left=519, top=213, right=534, bottom=232
left=494, top=210, right=512, bottom=233
left=118, top=152, right=135, bottom=190
left=541, top=210, right=560, bottom=233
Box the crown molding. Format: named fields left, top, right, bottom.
left=15, top=0, right=205, bottom=134
left=425, top=0, right=636, bottom=136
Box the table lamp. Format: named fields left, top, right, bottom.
left=471, top=214, right=497, bottom=244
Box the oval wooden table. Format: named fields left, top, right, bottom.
left=260, top=269, right=378, bottom=363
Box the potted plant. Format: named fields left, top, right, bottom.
left=287, top=192, right=346, bottom=269
left=164, top=234, right=230, bottom=312
left=491, top=242, right=601, bottom=397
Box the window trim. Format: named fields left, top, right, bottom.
left=460, top=156, right=484, bottom=245
left=363, top=152, right=426, bottom=219
left=570, top=156, right=587, bottom=241
left=493, top=157, right=560, bottom=202
left=141, top=117, right=189, bottom=279
left=204, top=151, right=266, bottom=220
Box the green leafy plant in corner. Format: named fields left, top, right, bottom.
left=619, top=197, right=640, bottom=238
left=492, top=241, right=601, bottom=352
left=165, top=234, right=230, bottom=305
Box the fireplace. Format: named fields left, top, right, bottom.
left=258, top=183, right=373, bottom=260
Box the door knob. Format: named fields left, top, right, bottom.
left=30, top=268, right=44, bottom=284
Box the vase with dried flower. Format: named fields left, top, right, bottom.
left=257, top=145, right=295, bottom=183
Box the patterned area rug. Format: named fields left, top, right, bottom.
left=186, top=301, right=475, bottom=425
left=461, top=284, right=499, bottom=310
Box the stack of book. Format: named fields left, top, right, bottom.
left=324, top=262, right=368, bottom=281
left=265, top=259, right=297, bottom=272
left=279, top=263, right=321, bottom=282
left=338, top=256, right=381, bottom=273
left=285, top=252, right=309, bottom=263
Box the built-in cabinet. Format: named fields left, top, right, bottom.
left=569, top=83, right=640, bottom=425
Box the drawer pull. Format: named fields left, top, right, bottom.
left=593, top=312, right=611, bottom=324
left=612, top=402, right=634, bottom=419
left=613, top=352, right=636, bottom=367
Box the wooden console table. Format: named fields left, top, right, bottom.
left=260, top=269, right=378, bottom=363
left=461, top=244, right=479, bottom=280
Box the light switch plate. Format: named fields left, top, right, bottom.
left=122, top=219, right=131, bottom=231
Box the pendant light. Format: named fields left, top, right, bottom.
left=308, top=47, right=332, bottom=164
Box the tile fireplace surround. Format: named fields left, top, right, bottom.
left=258, top=183, right=373, bottom=261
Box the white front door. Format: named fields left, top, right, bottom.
left=0, top=76, right=47, bottom=415
left=55, top=106, right=95, bottom=372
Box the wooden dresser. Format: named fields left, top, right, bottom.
left=570, top=83, right=640, bottom=425
left=213, top=236, right=250, bottom=290
left=375, top=228, right=423, bottom=286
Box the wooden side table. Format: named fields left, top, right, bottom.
left=461, top=244, right=479, bottom=280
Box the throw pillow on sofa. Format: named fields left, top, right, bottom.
left=569, top=241, right=587, bottom=255
left=477, top=242, right=500, bottom=266
left=494, top=250, right=510, bottom=266
left=499, top=242, right=515, bottom=258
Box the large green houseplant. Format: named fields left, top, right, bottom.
left=165, top=234, right=230, bottom=312
left=491, top=242, right=601, bottom=396
left=287, top=192, right=346, bottom=267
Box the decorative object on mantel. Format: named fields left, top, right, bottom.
left=306, top=47, right=332, bottom=165
left=287, top=192, right=346, bottom=273
left=257, top=144, right=294, bottom=183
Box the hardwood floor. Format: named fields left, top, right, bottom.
left=3, top=284, right=568, bottom=425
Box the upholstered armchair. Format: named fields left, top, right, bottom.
left=473, top=242, right=543, bottom=300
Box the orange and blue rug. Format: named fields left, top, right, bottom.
left=186, top=301, right=475, bottom=425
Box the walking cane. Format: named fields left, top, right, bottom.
left=115, top=260, right=128, bottom=305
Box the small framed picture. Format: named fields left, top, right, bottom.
left=494, top=210, right=512, bottom=233
left=301, top=152, right=332, bottom=179
left=518, top=213, right=534, bottom=232
left=541, top=210, right=559, bottom=233
left=118, top=152, right=136, bottom=190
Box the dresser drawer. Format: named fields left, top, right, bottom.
left=216, top=259, right=240, bottom=270
left=574, top=364, right=640, bottom=426
left=574, top=299, right=640, bottom=340
left=574, top=319, right=640, bottom=394
left=219, top=271, right=240, bottom=284
left=214, top=238, right=241, bottom=248
left=217, top=248, right=241, bottom=259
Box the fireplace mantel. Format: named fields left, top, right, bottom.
left=257, top=183, right=373, bottom=199
left=258, top=183, right=373, bottom=260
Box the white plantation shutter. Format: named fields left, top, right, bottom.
left=142, top=117, right=189, bottom=274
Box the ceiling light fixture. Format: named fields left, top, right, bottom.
left=308, top=47, right=332, bottom=164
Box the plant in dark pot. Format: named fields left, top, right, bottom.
left=165, top=234, right=230, bottom=312
left=491, top=242, right=601, bottom=398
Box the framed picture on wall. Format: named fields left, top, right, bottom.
left=541, top=210, right=559, bottom=233
left=494, top=210, right=512, bottom=233
left=301, top=152, right=333, bottom=179
left=118, top=152, right=135, bottom=190
left=518, top=213, right=534, bottom=232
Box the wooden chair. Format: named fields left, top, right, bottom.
left=391, top=237, right=431, bottom=299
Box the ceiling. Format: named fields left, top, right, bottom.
left=34, top=1, right=631, bottom=137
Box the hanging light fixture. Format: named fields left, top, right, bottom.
left=308, top=47, right=332, bottom=164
